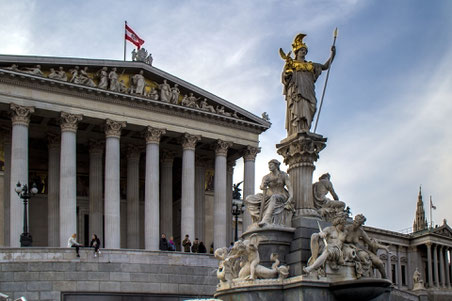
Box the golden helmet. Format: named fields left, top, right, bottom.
left=292, top=33, right=308, bottom=53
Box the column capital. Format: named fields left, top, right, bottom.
left=243, top=146, right=261, bottom=161
left=10, top=103, right=35, bottom=126
left=214, top=139, right=232, bottom=157
left=145, top=126, right=166, bottom=144
left=105, top=119, right=126, bottom=138
left=426, top=242, right=432, bottom=248
left=60, top=112, right=83, bottom=132
left=48, top=133, right=60, bottom=150
left=127, top=144, right=142, bottom=160
left=181, top=133, right=201, bottom=150
left=89, top=140, right=104, bottom=154
left=161, top=150, right=175, bottom=164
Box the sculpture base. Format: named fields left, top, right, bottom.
left=214, top=275, right=392, bottom=301
left=242, top=225, right=295, bottom=267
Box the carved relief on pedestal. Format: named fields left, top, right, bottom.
left=214, top=140, right=232, bottom=157
left=243, top=146, right=261, bottom=162
left=10, top=103, right=35, bottom=126
left=144, top=126, right=166, bottom=144
left=181, top=133, right=201, bottom=150
left=60, top=112, right=83, bottom=132
left=105, top=119, right=127, bottom=138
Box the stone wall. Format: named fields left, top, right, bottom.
left=0, top=248, right=218, bottom=301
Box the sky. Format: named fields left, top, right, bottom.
left=1, top=0, right=451, bottom=232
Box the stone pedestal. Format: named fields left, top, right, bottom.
left=277, top=132, right=327, bottom=218
left=242, top=226, right=294, bottom=268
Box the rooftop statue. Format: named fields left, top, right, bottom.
left=132, top=48, right=153, bottom=65
left=280, top=33, right=335, bottom=134
left=244, top=159, right=295, bottom=228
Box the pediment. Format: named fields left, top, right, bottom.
left=0, top=55, right=270, bottom=133
left=432, top=224, right=452, bottom=238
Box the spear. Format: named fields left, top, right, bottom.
left=313, top=28, right=338, bottom=133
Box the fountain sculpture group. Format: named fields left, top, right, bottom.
left=213, top=33, right=393, bottom=301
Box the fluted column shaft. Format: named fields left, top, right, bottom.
left=47, top=135, right=60, bottom=247
left=226, top=161, right=234, bottom=244
left=427, top=243, right=433, bottom=287
left=439, top=246, right=446, bottom=287
left=126, top=146, right=140, bottom=249
left=433, top=244, right=439, bottom=287
left=89, top=141, right=104, bottom=244
left=214, top=140, right=232, bottom=249
left=160, top=152, right=174, bottom=238
left=144, top=127, right=165, bottom=250
left=104, top=119, right=126, bottom=249
left=243, top=146, right=259, bottom=232
left=3, top=133, right=11, bottom=246
left=194, top=158, right=205, bottom=241
left=181, top=134, right=200, bottom=245
left=10, top=104, right=34, bottom=247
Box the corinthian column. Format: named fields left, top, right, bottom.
left=144, top=127, right=165, bottom=250
left=433, top=244, right=439, bottom=287
left=2, top=129, right=11, bottom=246
left=181, top=133, right=200, bottom=245
left=59, top=112, right=82, bottom=247
left=242, top=146, right=260, bottom=232
left=195, top=156, right=206, bottom=242
left=47, top=134, right=60, bottom=247
left=214, top=140, right=232, bottom=249
left=104, top=119, right=126, bottom=249
left=426, top=242, right=433, bottom=287
left=440, top=246, right=446, bottom=287
left=9, top=104, right=34, bottom=247
left=126, top=145, right=141, bottom=249
left=226, top=160, right=235, bottom=244
left=160, top=151, right=174, bottom=238
left=89, top=140, right=104, bottom=244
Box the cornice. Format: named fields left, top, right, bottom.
left=0, top=69, right=268, bottom=134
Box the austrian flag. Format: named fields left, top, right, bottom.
left=125, top=23, right=145, bottom=49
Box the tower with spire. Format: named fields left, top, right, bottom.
left=413, top=186, right=428, bottom=232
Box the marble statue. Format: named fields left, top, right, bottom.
left=262, top=112, right=270, bottom=121
left=280, top=33, right=335, bottom=134
left=132, top=70, right=145, bottom=95
left=149, top=87, right=159, bottom=100
left=97, top=67, right=109, bottom=89
left=159, top=79, right=171, bottom=102
left=215, top=234, right=289, bottom=287
left=412, top=268, right=425, bottom=290
left=4, top=64, right=19, bottom=71
left=70, top=66, right=80, bottom=83
left=132, top=48, right=153, bottom=65
left=182, top=93, right=200, bottom=108
left=79, top=67, right=96, bottom=87
left=216, top=106, right=232, bottom=117
left=313, top=173, right=345, bottom=221
left=170, top=84, right=180, bottom=104
left=200, top=98, right=216, bottom=113
left=244, top=159, right=295, bottom=228
left=343, top=214, right=388, bottom=279
left=304, top=212, right=389, bottom=280
left=304, top=214, right=347, bottom=275
left=108, top=67, right=119, bottom=91
left=57, top=67, right=68, bottom=82
left=48, top=68, right=58, bottom=79
left=23, top=65, right=44, bottom=76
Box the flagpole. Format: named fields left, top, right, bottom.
left=314, top=28, right=337, bottom=133
left=429, top=196, right=432, bottom=229
left=124, top=21, right=127, bottom=61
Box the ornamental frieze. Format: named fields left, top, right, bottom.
left=60, top=112, right=83, bottom=132
left=10, top=103, right=35, bottom=126
left=105, top=119, right=127, bottom=138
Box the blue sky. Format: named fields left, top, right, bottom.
left=1, top=0, right=451, bottom=231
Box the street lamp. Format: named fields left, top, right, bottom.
left=232, top=199, right=244, bottom=242
left=15, top=182, right=38, bottom=247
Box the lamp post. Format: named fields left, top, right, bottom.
left=232, top=199, right=244, bottom=242
left=15, top=182, right=38, bottom=247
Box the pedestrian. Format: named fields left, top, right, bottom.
left=182, top=234, right=191, bottom=252
left=191, top=238, right=199, bottom=253
left=198, top=241, right=207, bottom=253
left=159, top=233, right=169, bottom=251
left=168, top=236, right=176, bottom=251
left=68, top=233, right=81, bottom=257
left=89, top=234, right=101, bottom=257
left=210, top=243, right=214, bottom=254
